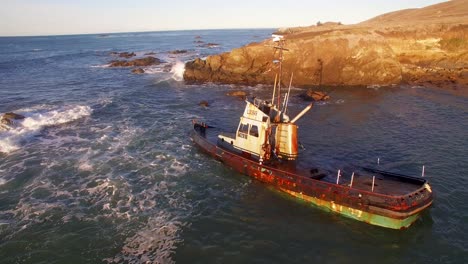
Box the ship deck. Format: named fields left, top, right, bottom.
left=196, top=123, right=426, bottom=198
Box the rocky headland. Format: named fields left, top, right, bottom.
left=184, top=0, right=468, bottom=90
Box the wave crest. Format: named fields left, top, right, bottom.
left=0, top=105, right=92, bottom=153
left=170, top=61, right=185, bottom=81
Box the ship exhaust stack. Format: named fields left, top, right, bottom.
left=275, top=123, right=298, bottom=160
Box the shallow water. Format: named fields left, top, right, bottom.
left=0, top=30, right=467, bottom=263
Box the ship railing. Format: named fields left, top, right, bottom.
left=205, top=130, right=431, bottom=212
left=260, top=164, right=432, bottom=211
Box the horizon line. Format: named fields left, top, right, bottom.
left=0, top=26, right=284, bottom=38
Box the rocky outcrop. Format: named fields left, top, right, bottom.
left=131, top=68, right=145, bottom=74
left=198, top=100, right=209, bottom=107
left=1, top=112, right=25, bottom=131
left=184, top=32, right=402, bottom=86
left=169, top=50, right=188, bottom=54
left=226, top=91, right=247, bottom=100
left=197, top=43, right=220, bottom=48
left=110, top=52, right=136, bottom=58
left=300, top=90, right=330, bottom=101
left=184, top=0, right=468, bottom=89
left=109, top=56, right=162, bottom=67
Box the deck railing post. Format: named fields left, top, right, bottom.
left=371, top=176, right=375, bottom=192
left=336, top=170, right=341, bottom=185
left=422, top=165, right=425, bottom=177
left=350, top=172, right=354, bottom=188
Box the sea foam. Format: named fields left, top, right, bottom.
left=170, top=61, right=185, bottom=81
left=0, top=105, right=92, bottom=153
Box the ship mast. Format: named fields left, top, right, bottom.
left=271, top=35, right=288, bottom=114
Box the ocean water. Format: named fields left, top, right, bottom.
left=0, top=29, right=467, bottom=263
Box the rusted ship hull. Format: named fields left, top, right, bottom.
left=192, top=124, right=433, bottom=229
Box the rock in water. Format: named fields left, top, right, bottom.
left=118, top=52, right=136, bottom=58
left=197, top=43, right=220, bottom=48
left=226, top=91, right=247, bottom=100
left=199, top=100, right=209, bottom=107
left=301, top=90, right=330, bottom=101
left=3, top=112, right=25, bottom=120
left=109, top=57, right=162, bottom=67
left=0, top=112, right=25, bottom=131
left=169, top=50, right=188, bottom=54
left=132, top=68, right=145, bottom=74
left=110, top=51, right=136, bottom=58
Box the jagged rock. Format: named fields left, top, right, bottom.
left=1, top=112, right=25, bottom=123
left=132, top=68, right=145, bottom=74
left=1, top=112, right=25, bottom=131
left=110, top=52, right=136, bottom=58
left=197, top=43, right=220, bottom=48
left=185, top=33, right=402, bottom=86
left=199, top=100, right=209, bottom=107
left=301, top=90, right=330, bottom=101
left=226, top=91, right=247, bottom=99
left=169, top=50, right=188, bottom=54
left=119, top=52, right=136, bottom=58
left=144, top=52, right=156, bottom=55
left=184, top=0, right=468, bottom=89
left=109, top=57, right=162, bottom=67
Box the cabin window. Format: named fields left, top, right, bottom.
left=239, top=123, right=249, bottom=134
left=249, top=125, right=259, bottom=137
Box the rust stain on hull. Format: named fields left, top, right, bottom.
left=192, top=126, right=433, bottom=229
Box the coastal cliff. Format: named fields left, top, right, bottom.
left=184, top=0, right=468, bottom=89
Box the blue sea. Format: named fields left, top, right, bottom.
left=0, top=29, right=467, bottom=263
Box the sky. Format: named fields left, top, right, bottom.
left=0, top=0, right=448, bottom=36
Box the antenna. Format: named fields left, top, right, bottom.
left=282, top=72, right=293, bottom=114
left=271, top=74, right=278, bottom=103
left=269, top=34, right=288, bottom=111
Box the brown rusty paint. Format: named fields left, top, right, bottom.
left=291, top=125, right=298, bottom=155
left=192, top=127, right=433, bottom=222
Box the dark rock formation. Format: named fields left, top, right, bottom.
left=109, top=57, right=162, bottom=67
left=226, top=91, right=247, bottom=99
left=110, top=52, right=136, bottom=58
left=184, top=0, right=468, bottom=89
left=132, top=68, right=145, bottom=74
left=197, top=43, right=220, bottom=48
left=199, top=100, right=209, bottom=107
left=300, top=90, right=330, bottom=101
left=1, top=112, right=25, bottom=130
left=169, top=50, right=188, bottom=54
left=1, top=112, right=25, bottom=123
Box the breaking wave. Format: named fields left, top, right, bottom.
left=0, top=105, right=92, bottom=153
left=170, top=61, right=185, bottom=81
left=90, top=64, right=111, bottom=68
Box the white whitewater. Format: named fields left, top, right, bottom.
left=0, top=105, right=92, bottom=153
left=170, top=61, right=185, bottom=81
